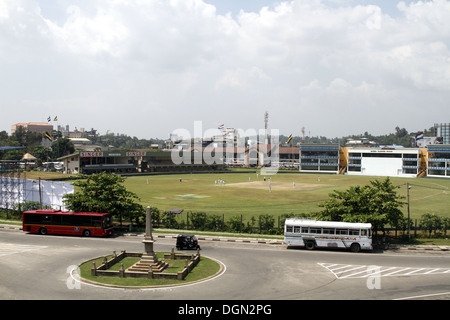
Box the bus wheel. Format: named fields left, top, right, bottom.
left=350, top=243, right=361, bottom=253
left=305, top=241, right=315, bottom=250
left=82, top=229, right=91, bottom=237
left=39, top=227, right=47, bottom=235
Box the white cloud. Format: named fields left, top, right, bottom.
left=1, top=0, right=450, bottom=139
left=217, top=66, right=271, bottom=89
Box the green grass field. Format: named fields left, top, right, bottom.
left=123, top=172, right=450, bottom=222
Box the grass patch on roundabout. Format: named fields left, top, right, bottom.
left=79, top=252, right=222, bottom=288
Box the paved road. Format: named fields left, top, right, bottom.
left=0, top=228, right=449, bottom=301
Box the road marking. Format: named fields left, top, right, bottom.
left=394, top=291, right=450, bottom=300
left=319, top=263, right=450, bottom=279
left=383, top=267, right=411, bottom=277
left=0, top=243, right=47, bottom=257
left=339, top=266, right=379, bottom=279
left=424, top=268, right=441, bottom=274
left=404, top=268, right=425, bottom=275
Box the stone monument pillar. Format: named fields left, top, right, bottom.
left=143, top=206, right=154, bottom=254
left=128, top=206, right=168, bottom=273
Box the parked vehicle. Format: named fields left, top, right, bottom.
left=176, top=234, right=201, bottom=250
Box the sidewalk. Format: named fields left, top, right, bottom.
left=390, top=244, right=450, bottom=252
left=125, top=231, right=450, bottom=252
left=0, top=223, right=22, bottom=231
left=123, top=231, right=285, bottom=245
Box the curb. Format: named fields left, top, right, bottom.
left=390, top=244, right=450, bottom=252
left=0, top=224, right=21, bottom=231
left=123, top=232, right=285, bottom=245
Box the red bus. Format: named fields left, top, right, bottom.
left=23, top=210, right=114, bottom=237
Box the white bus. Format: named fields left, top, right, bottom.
left=284, top=219, right=372, bottom=252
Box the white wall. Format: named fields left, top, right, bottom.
left=361, top=158, right=403, bottom=176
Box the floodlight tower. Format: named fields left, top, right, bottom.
left=264, top=111, right=269, bottom=145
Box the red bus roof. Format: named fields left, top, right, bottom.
left=23, top=210, right=111, bottom=216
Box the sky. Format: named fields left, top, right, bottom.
left=1, top=0, right=449, bottom=140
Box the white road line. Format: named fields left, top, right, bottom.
left=424, top=268, right=441, bottom=274
left=319, top=263, right=450, bottom=279
left=355, top=266, right=398, bottom=278
left=339, top=266, right=369, bottom=279
left=404, top=268, right=425, bottom=275
left=394, top=291, right=450, bottom=300
left=329, top=264, right=352, bottom=271
left=383, top=267, right=411, bottom=277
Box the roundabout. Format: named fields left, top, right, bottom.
left=70, top=207, right=226, bottom=290
left=75, top=252, right=226, bottom=289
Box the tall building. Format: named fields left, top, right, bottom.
left=299, top=144, right=340, bottom=173
left=434, top=123, right=450, bottom=145
left=11, top=122, right=53, bottom=135
left=427, top=144, right=450, bottom=178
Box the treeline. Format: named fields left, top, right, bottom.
left=0, top=127, right=75, bottom=162
left=91, top=132, right=164, bottom=150
left=280, top=126, right=435, bottom=147
left=0, top=128, right=163, bottom=161
left=123, top=208, right=449, bottom=239
left=0, top=124, right=436, bottom=161
left=144, top=208, right=297, bottom=235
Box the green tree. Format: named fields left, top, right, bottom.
left=259, top=214, right=275, bottom=234
left=51, top=137, right=75, bottom=159
left=161, top=210, right=179, bottom=229
left=227, top=215, right=243, bottom=232
left=189, top=211, right=207, bottom=230
left=206, top=214, right=225, bottom=231
left=316, top=177, right=405, bottom=232
left=32, top=145, right=50, bottom=162
left=420, top=213, right=445, bottom=237
left=63, top=172, right=144, bottom=224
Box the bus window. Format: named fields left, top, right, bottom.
left=360, top=229, right=367, bottom=236
left=301, top=227, right=309, bottom=233
left=349, top=229, right=360, bottom=236
left=322, top=228, right=335, bottom=235
left=61, top=215, right=74, bottom=226
left=92, top=217, right=102, bottom=228
left=73, top=215, right=92, bottom=227
left=336, top=229, right=348, bottom=235
left=293, top=226, right=301, bottom=233
left=286, top=225, right=293, bottom=233
left=310, top=228, right=321, bottom=234
left=103, top=214, right=113, bottom=229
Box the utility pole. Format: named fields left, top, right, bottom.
left=407, top=183, right=411, bottom=241
left=38, top=177, right=42, bottom=209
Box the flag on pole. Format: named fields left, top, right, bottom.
left=286, top=134, right=293, bottom=144
left=44, top=132, right=53, bottom=142
left=54, top=116, right=58, bottom=121
left=415, top=132, right=424, bottom=141
left=47, top=116, right=51, bottom=122
left=218, top=124, right=224, bottom=130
